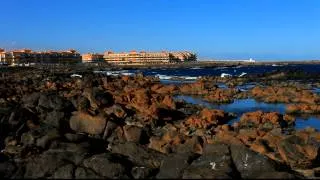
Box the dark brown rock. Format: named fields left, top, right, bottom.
left=123, top=125, right=143, bottom=143
left=69, top=111, right=107, bottom=135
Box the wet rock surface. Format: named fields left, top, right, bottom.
left=1, top=67, right=320, bottom=179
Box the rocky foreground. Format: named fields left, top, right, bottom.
left=1, top=67, right=320, bottom=179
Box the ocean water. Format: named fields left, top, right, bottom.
left=95, top=64, right=320, bottom=83
left=93, top=64, right=320, bottom=130
left=124, top=63, right=320, bottom=79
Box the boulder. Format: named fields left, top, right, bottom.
left=156, top=108, right=186, bottom=121
left=179, top=81, right=212, bottom=95
left=156, top=152, right=197, bottom=179
left=121, top=75, right=130, bottom=82
left=278, top=135, right=320, bottom=169
left=184, top=108, right=230, bottom=129
left=255, top=171, right=296, bottom=179
left=22, top=92, right=40, bottom=108
left=75, top=167, right=102, bottom=179
left=73, top=96, right=91, bottom=111
left=230, top=144, right=281, bottom=178
left=70, top=111, right=107, bottom=135
left=102, top=120, right=118, bottom=140
left=21, top=132, right=36, bottom=146
left=20, top=125, right=58, bottom=147
left=82, top=153, right=129, bottom=178
left=123, top=125, right=143, bottom=143
left=215, top=130, right=243, bottom=145
left=236, top=129, right=259, bottom=145
left=175, top=136, right=204, bottom=154
left=110, top=142, right=165, bottom=168
left=37, top=93, right=73, bottom=111
left=131, top=166, right=157, bottom=179
left=251, top=86, right=320, bottom=104
left=36, top=128, right=60, bottom=149
left=104, top=104, right=127, bottom=119
left=182, top=143, right=236, bottom=179
left=44, top=110, right=66, bottom=128
left=83, top=88, right=114, bottom=110
left=239, top=111, right=295, bottom=129
left=64, top=133, right=86, bottom=142
left=286, top=104, right=320, bottom=114
left=24, top=152, right=70, bottom=178
left=161, top=95, right=176, bottom=109
left=48, top=142, right=90, bottom=160
left=93, top=89, right=114, bottom=108
left=8, top=107, right=38, bottom=131
left=49, top=164, right=74, bottom=179
left=204, top=88, right=238, bottom=103
left=0, top=161, right=17, bottom=178
left=148, top=129, right=188, bottom=154
left=151, top=84, right=177, bottom=94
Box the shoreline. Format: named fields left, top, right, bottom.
left=1, top=66, right=320, bottom=178
left=1, top=60, right=320, bottom=70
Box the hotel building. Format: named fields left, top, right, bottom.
left=103, top=50, right=196, bottom=64
left=0, top=49, right=81, bottom=65
left=0, top=48, right=197, bottom=65
left=0, top=48, right=6, bottom=64
left=81, top=53, right=104, bottom=63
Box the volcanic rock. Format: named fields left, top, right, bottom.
left=69, top=111, right=107, bottom=135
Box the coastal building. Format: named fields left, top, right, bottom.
left=38, top=49, right=81, bottom=64
left=0, top=48, right=197, bottom=65
left=103, top=50, right=196, bottom=64
left=0, top=48, right=81, bottom=65
left=171, top=51, right=197, bottom=62
left=82, top=53, right=104, bottom=63
left=0, top=49, right=6, bottom=64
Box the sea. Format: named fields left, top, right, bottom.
left=93, top=63, right=320, bottom=130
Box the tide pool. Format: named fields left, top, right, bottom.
left=174, top=95, right=320, bottom=130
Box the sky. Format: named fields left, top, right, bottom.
left=1, top=0, right=320, bottom=61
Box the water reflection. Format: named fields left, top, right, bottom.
left=174, top=95, right=320, bottom=130
left=312, top=87, right=320, bottom=94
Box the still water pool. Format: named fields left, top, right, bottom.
left=174, top=95, right=320, bottom=130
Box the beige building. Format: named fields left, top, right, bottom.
left=0, top=49, right=6, bottom=64
left=0, top=48, right=81, bottom=65
left=171, top=51, right=197, bottom=62
left=82, top=53, right=104, bottom=63
left=103, top=50, right=196, bottom=64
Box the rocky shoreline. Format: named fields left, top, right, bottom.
left=2, top=60, right=320, bottom=70
left=1, top=66, right=320, bottom=179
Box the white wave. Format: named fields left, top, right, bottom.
left=156, top=74, right=199, bottom=80
left=121, top=72, right=134, bottom=76
left=221, top=73, right=232, bottom=78
left=93, top=70, right=135, bottom=76
left=271, top=64, right=284, bottom=67
left=238, top=88, right=247, bottom=92
left=71, top=74, right=82, bottom=78
left=190, top=67, right=202, bottom=70
left=238, top=72, right=247, bottom=77
left=155, top=74, right=172, bottom=80
left=93, top=70, right=111, bottom=75
left=184, top=76, right=198, bottom=80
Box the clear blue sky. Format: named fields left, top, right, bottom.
left=1, top=0, right=320, bottom=60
